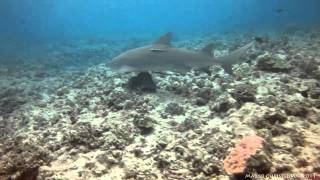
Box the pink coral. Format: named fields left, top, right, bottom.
left=223, top=134, right=265, bottom=174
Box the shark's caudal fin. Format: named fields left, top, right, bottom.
left=216, top=41, right=254, bottom=74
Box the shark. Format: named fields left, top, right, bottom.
left=108, top=32, right=254, bottom=74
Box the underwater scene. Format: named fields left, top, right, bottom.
left=1, top=0, right=320, bottom=179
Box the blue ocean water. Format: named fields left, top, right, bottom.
left=0, top=0, right=320, bottom=67
left=2, top=0, right=320, bottom=41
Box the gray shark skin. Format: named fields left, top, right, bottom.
left=108, top=32, right=253, bottom=74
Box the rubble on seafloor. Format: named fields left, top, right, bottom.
left=0, top=30, right=320, bottom=180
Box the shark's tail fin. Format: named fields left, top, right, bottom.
left=216, top=41, right=254, bottom=74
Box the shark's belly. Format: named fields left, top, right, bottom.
left=136, top=52, right=211, bottom=72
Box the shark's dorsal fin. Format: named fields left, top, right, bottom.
left=201, top=43, right=214, bottom=56
left=154, top=32, right=172, bottom=46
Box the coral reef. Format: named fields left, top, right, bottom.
left=0, top=136, right=51, bottom=180
left=256, top=52, right=291, bottom=72
left=1, top=30, right=320, bottom=179
left=223, top=135, right=272, bottom=175
left=230, top=83, right=256, bottom=104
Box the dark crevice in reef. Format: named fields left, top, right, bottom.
left=126, top=72, right=157, bottom=92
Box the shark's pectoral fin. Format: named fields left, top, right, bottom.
left=154, top=32, right=172, bottom=46
left=201, top=43, right=214, bottom=56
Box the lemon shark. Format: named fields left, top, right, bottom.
left=108, top=33, right=254, bottom=74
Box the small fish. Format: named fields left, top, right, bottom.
left=254, top=36, right=268, bottom=44
left=275, top=8, right=284, bottom=13
left=108, top=33, right=254, bottom=74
